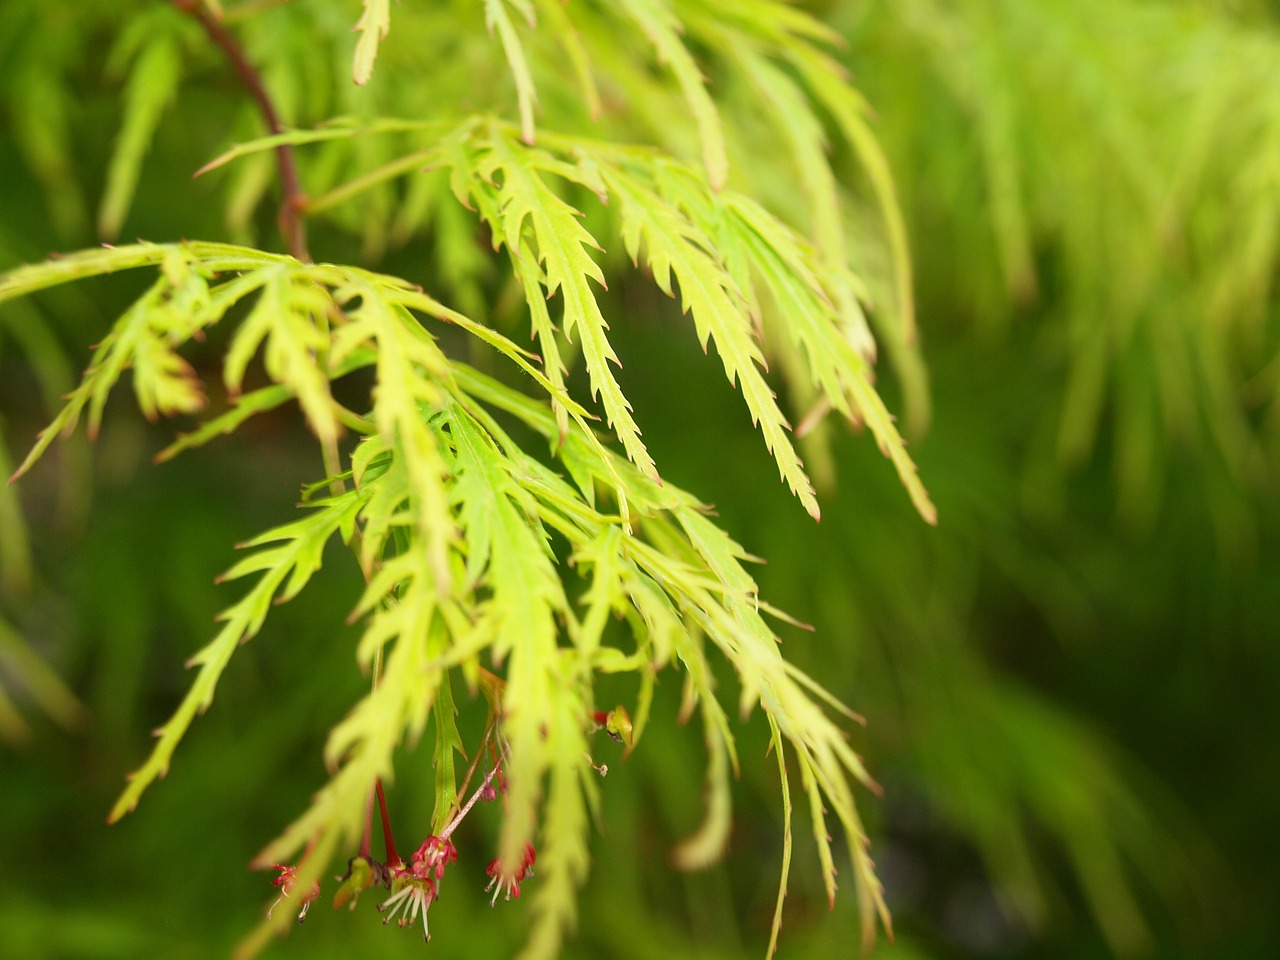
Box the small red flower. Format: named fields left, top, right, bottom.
left=379, top=835, right=457, bottom=941
left=380, top=873, right=436, bottom=941
left=484, top=843, right=536, bottom=905
left=410, top=835, right=458, bottom=881
left=269, top=863, right=320, bottom=923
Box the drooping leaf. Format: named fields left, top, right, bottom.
left=100, top=31, right=182, bottom=239
left=604, top=162, right=820, bottom=518
left=352, top=0, right=391, bottom=85
left=615, top=0, right=729, bottom=191
left=108, top=492, right=364, bottom=823
left=486, top=0, right=540, bottom=144
left=477, top=128, right=659, bottom=481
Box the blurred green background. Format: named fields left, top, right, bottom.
left=2, top=1, right=1278, bottom=959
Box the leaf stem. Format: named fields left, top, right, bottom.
left=305, top=149, right=435, bottom=216
left=375, top=778, right=400, bottom=866
left=173, top=0, right=311, bottom=262
left=454, top=724, right=491, bottom=803
left=358, top=787, right=375, bottom=861
left=439, top=760, right=502, bottom=842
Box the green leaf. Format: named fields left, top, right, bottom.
left=0, top=425, right=31, bottom=594
left=572, top=526, right=624, bottom=662
left=486, top=0, right=540, bottom=144
left=604, top=162, right=820, bottom=519
left=532, top=0, right=601, bottom=119
left=726, top=45, right=879, bottom=366
left=339, top=279, right=455, bottom=591
left=223, top=268, right=340, bottom=447
left=766, top=714, right=793, bottom=960
left=352, top=0, right=391, bottom=85
left=515, top=655, right=594, bottom=960
left=0, top=616, right=86, bottom=743
left=615, top=0, right=729, bottom=190
left=431, top=672, right=465, bottom=834
left=671, top=668, right=737, bottom=869
left=725, top=195, right=937, bottom=524
left=108, top=492, right=363, bottom=823
left=154, top=385, right=296, bottom=463
left=479, top=129, right=658, bottom=481
left=793, top=49, right=918, bottom=347
left=99, top=33, right=182, bottom=239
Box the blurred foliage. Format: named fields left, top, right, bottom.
left=1, top=1, right=1278, bottom=960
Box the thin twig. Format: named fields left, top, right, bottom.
left=173, top=0, right=311, bottom=261
left=454, top=724, right=493, bottom=803
left=376, top=777, right=401, bottom=866
left=439, top=762, right=503, bottom=842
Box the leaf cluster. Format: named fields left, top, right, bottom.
left=4, top=1, right=1275, bottom=959
left=1, top=207, right=908, bottom=955
left=845, top=0, right=1280, bottom=531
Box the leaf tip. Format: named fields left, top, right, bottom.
left=105, top=802, right=131, bottom=825
left=919, top=499, right=938, bottom=526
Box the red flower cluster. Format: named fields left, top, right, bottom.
left=409, top=835, right=458, bottom=881
left=379, top=835, right=459, bottom=941
left=484, top=842, right=537, bottom=905
left=260, top=687, right=635, bottom=945
left=269, top=863, right=320, bottom=923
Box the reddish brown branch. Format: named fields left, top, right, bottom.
left=174, top=0, right=310, bottom=261
left=375, top=778, right=401, bottom=867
